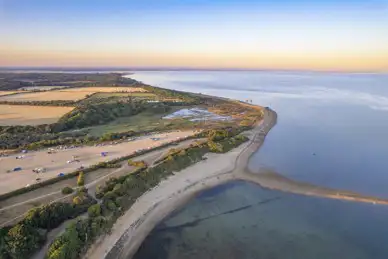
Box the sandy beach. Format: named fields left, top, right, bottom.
left=84, top=107, right=388, bottom=259
left=84, top=108, right=273, bottom=259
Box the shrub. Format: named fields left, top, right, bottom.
left=88, top=204, right=101, bottom=218
left=112, top=184, right=125, bottom=196
left=106, top=200, right=117, bottom=212
left=61, top=186, right=74, bottom=195
left=207, top=141, right=223, bottom=153
left=103, top=191, right=116, bottom=201
left=207, top=129, right=228, bottom=141
left=77, top=172, right=85, bottom=186
left=239, top=119, right=252, bottom=127
left=73, top=196, right=83, bottom=205
left=77, top=186, right=87, bottom=194
left=128, top=160, right=147, bottom=167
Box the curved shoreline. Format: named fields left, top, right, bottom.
left=85, top=109, right=274, bottom=259
left=85, top=108, right=388, bottom=259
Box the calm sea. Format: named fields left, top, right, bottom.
left=129, top=71, right=388, bottom=259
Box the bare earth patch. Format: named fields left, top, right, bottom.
left=0, top=130, right=196, bottom=195
left=0, top=105, right=75, bottom=126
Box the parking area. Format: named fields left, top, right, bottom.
left=0, top=130, right=196, bottom=195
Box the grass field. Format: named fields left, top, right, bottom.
left=60, top=87, right=147, bottom=93
left=87, top=107, right=195, bottom=136
left=89, top=92, right=156, bottom=99
left=87, top=105, right=238, bottom=137
left=0, top=105, right=74, bottom=126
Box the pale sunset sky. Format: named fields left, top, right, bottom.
left=1, top=0, right=388, bottom=71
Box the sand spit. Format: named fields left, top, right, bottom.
left=242, top=170, right=388, bottom=206
left=85, top=108, right=388, bottom=259
left=85, top=109, right=272, bottom=259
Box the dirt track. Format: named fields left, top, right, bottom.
left=0, top=138, right=198, bottom=227
left=0, top=130, right=196, bottom=195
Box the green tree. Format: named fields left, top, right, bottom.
left=5, top=223, right=45, bottom=259
left=61, top=186, right=74, bottom=195
left=87, top=204, right=101, bottom=218
left=46, top=223, right=81, bottom=259
left=77, top=172, right=84, bottom=186
left=73, top=196, right=83, bottom=205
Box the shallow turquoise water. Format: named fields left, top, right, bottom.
left=133, top=181, right=388, bottom=259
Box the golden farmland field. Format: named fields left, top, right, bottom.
left=0, top=105, right=74, bottom=126
left=0, top=91, right=93, bottom=101
left=0, top=91, right=23, bottom=96
left=0, top=87, right=147, bottom=102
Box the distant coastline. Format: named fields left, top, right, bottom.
left=1, top=67, right=386, bottom=75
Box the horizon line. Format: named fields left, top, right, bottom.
left=0, top=66, right=387, bottom=75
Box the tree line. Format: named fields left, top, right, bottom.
left=0, top=73, right=137, bottom=91
left=0, top=189, right=96, bottom=259
left=45, top=130, right=249, bottom=259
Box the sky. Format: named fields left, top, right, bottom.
left=1, top=0, right=388, bottom=72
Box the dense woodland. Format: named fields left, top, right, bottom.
left=0, top=189, right=95, bottom=259
left=0, top=73, right=136, bottom=90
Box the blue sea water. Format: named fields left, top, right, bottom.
left=130, top=71, right=388, bottom=198
left=128, top=71, right=388, bottom=259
